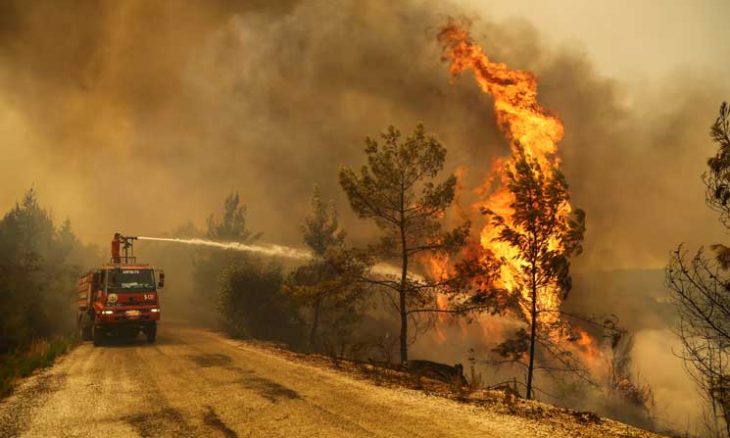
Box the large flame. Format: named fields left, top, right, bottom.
left=438, top=22, right=570, bottom=324
left=432, top=22, right=601, bottom=366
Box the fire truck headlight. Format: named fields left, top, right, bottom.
left=102, top=310, right=114, bottom=315
left=151, top=308, right=160, bottom=313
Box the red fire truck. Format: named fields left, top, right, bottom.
left=77, top=233, right=165, bottom=346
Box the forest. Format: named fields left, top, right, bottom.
left=2, top=103, right=728, bottom=436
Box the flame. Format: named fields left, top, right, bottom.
left=438, top=22, right=572, bottom=325
left=438, top=24, right=563, bottom=165
left=427, top=254, right=450, bottom=321
left=425, top=21, right=602, bottom=367
left=571, top=327, right=609, bottom=378
left=575, top=329, right=600, bottom=359
left=426, top=253, right=470, bottom=344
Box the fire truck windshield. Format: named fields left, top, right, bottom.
left=107, top=268, right=156, bottom=292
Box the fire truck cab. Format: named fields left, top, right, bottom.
left=77, top=234, right=165, bottom=346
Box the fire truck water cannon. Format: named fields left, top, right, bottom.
left=111, top=233, right=138, bottom=264
left=76, top=233, right=165, bottom=346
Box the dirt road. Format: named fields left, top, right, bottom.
left=0, top=324, right=640, bottom=437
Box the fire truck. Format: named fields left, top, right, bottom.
left=77, top=233, right=165, bottom=346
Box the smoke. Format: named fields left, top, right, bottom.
left=632, top=329, right=704, bottom=433
left=0, top=0, right=727, bottom=433
left=0, top=0, right=725, bottom=269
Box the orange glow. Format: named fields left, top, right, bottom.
left=426, top=253, right=464, bottom=344
left=570, top=328, right=608, bottom=376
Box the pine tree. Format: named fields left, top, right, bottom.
left=667, top=102, right=730, bottom=436
left=485, top=146, right=585, bottom=399
left=193, top=192, right=259, bottom=326
left=285, top=186, right=364, bottom=351
left=339, top=124, right=469, bottom=363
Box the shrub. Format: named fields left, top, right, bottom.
left=218, top=259, right=304, bottom=348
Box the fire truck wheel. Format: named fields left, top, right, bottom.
left=145, top=323, right=157, bottom=343
left=92, top=324, right=104, bottom=346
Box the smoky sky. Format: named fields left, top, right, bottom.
left=0, top=0, right=727, bottom=271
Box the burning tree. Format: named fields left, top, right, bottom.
left=339, top=124, right=469, bottom=364
left=438, top=22, right=588, bottom=400
left=667, top=102, right=730, bottom=437
left=485, top=148, right=585, bottom=400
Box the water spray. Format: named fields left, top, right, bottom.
left=137, top=236, right=312, bottom=260
left=136, top=236, right=422, bottom=281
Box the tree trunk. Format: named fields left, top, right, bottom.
left=309, top=295, right=322, bottom=351
left=399, top=225, right=409, bottom=364
left=526, top=265, right=538, bottom=400
left=399, top=181, right=409, bottom=365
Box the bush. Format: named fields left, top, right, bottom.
left=0, top=335, right=76, bottom=397
left=218, top=258, right=304, bottom=348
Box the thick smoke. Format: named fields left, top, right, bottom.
left=0, top=0, right=725, bottom=267
left=0, top=0, right=501, bottom=247
left=0, top=0, right=727, bottom=433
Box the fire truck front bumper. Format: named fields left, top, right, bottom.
left=96, top=308, right=161, bottom=324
